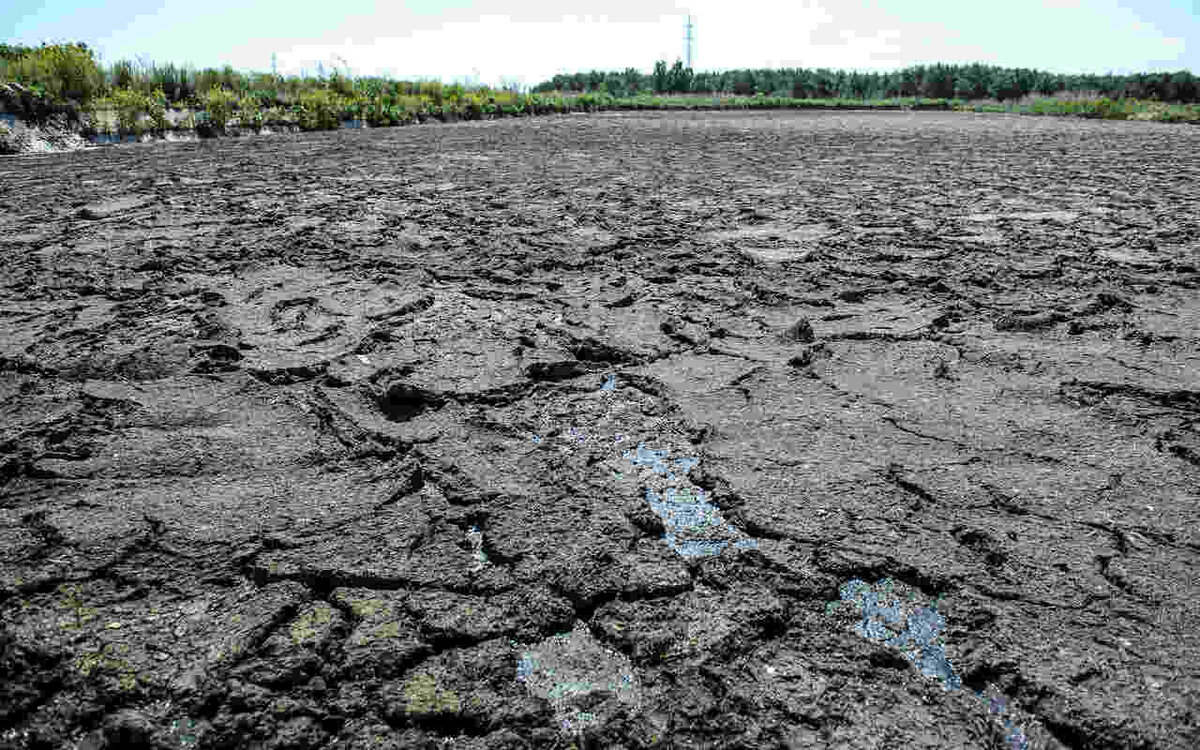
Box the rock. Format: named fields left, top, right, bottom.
left=76, top=196, right=153, bottom=220
left=782, top=317, right=815, bottom=342
left=787, top=349, right=813, bottom=368
left=993, top=310, right=1064, bottom=331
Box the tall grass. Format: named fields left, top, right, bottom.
left=954, top=96, right=1198, bottom=121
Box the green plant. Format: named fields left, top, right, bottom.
left=145, top=88, right=169, bottom=130
left=295, top=88, right=342, bottom=130
left=199, top=84, right=238, bottom=129
left=106, top=87, right=147, bottom=134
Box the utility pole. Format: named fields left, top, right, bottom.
left=684, top=15, right=695, bottom=69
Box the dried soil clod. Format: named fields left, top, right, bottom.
left=782, top=317, right=815, bottom=343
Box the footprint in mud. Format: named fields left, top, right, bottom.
left=833, top=577, right=1030, bottom=750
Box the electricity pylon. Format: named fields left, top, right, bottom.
left=684, top=15, right=695, bottom=69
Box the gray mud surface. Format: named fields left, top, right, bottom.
left=1, top=110, right=1198, bottom=749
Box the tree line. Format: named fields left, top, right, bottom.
left=533, top=60, right=1200, bottom=102
left=4, top=41, right=1195, bottom=105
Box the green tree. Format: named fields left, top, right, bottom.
left=1168, top=70, right=1196, bottom=102
left=666, top=59, right=693, bottom=93
left=652, top=59, right=668, bottom=93
left=1033, top=72, right=1059, bottom=96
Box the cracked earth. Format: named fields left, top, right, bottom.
left=1, top=110, right=1198, bottom=749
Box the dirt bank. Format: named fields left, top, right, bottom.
left=1, top=110, right=1198, bottom=749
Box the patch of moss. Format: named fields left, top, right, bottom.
left=374, top=621, right=400, bottom=639
left=290, top=605, right=333, bottom=645
left=403, top=673, right=460, bottom=715
left=343, top=597, right=382, bottom=618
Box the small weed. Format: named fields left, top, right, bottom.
left=58, top=583, right=97, bottom=629
left=75, top=643, right=138, bottom=691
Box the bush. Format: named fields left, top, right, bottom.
left=199, top=85, right=239, bottom=130
left=295, top=88, right=341, bottom=130
left=0, top=43, right=104, bottom=105
left=1091, top=97, right=1129, bottom=120
left=145, top=89, right=169, bottom=130
left=261, top=105, right=289, bottom=126
left=108, top=87, right=146, bottom=133
left=327, top=71, right=355, bottom=98
left=417, top=81, right=444, bottom=106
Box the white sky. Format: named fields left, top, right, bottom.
left=3, top=0, right=1195, bottom=88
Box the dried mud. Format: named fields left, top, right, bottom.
left=1, top=110, right=1198, bottom=749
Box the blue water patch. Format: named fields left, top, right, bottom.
left=626, top=443, right=670, bottom=473
left=516, top=654, right=536, bottom=683
left=341, top=119, right=367, bottom=129
left=627, top=443, right=759, bottom=558
left=600, top=373, right=616, bottom=391
left=673, top=456, right=700, bottom=474
left=624, top=444, right=703, bottom=482
left=89, top=133, right=138, bottom=144
left=839, top=578, right=961, bottom=689
left=837, top=578, right=1029, bottom=749
left=0, top=113, right=16, bottom=128
left=526, top=429, right=758, bottom=557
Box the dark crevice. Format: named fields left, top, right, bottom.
left=883, top=463, right=938, bottom=509
left=374, top=380, right=446, bottom=422
left=569, top=337, right=638, bottom=365
left=1061, top=379, right=1200, bottom=414
left=246, top=362, right=329, bottom=385
left=525, top=360, right=588, bottom=382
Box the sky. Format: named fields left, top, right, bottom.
left=2, top=0, right=1195, bottom=88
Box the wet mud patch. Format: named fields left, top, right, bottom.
left=2, top=110, right=1199, bottom=748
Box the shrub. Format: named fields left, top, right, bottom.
left=145, top=89, right=169, bottom=130
left=1, top=42, right=104, bottom=105
left=417, top=81, right=444, bottom=105
left=239, top=99, right=264, bottom=129
left=1091, top=97, right=1129, bottom=120
left=107, top=87, right=147, bottom=133
left=260, top=105, right=289, bottom=126
left=295, top=88, right=341, bottom=130
left=327, top=71, right=355, bottom=98
left=199, top=85, right=239, bottom=130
